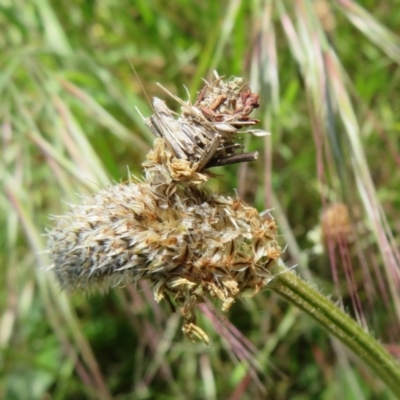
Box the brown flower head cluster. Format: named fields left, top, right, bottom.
left=321, top=202, right=354, bottom=247
left=47, top=73, right=281, bottom=343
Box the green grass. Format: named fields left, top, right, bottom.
left=1, top=0, right=400, bottom=398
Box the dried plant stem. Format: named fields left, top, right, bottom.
left=269, top=259, right=400, bottom=395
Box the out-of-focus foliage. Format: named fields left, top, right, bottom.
left=1, top=0, right=400, bottom=399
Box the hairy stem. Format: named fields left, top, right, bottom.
left=269, top=258, right=400, bottom=395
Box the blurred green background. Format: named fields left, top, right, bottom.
left=1, top=0, right=400, bottom=399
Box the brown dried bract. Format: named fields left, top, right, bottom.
left=194, top=76, right=260, bottom=126
left=142, top=72, right=269, bottom=173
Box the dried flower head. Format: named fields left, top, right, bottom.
left=47, top=73, right=281, bottom=343
left=321, top=202, right=354, bottom=246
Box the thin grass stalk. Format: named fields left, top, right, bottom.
left=335, top=0, right=400, bottom=65
left=269, top=258, right=400, bottom=395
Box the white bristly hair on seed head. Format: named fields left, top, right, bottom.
left=47, top=75, right=281, bottom=344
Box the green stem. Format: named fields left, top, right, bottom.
left=269, top=259, right=400, bottom=395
